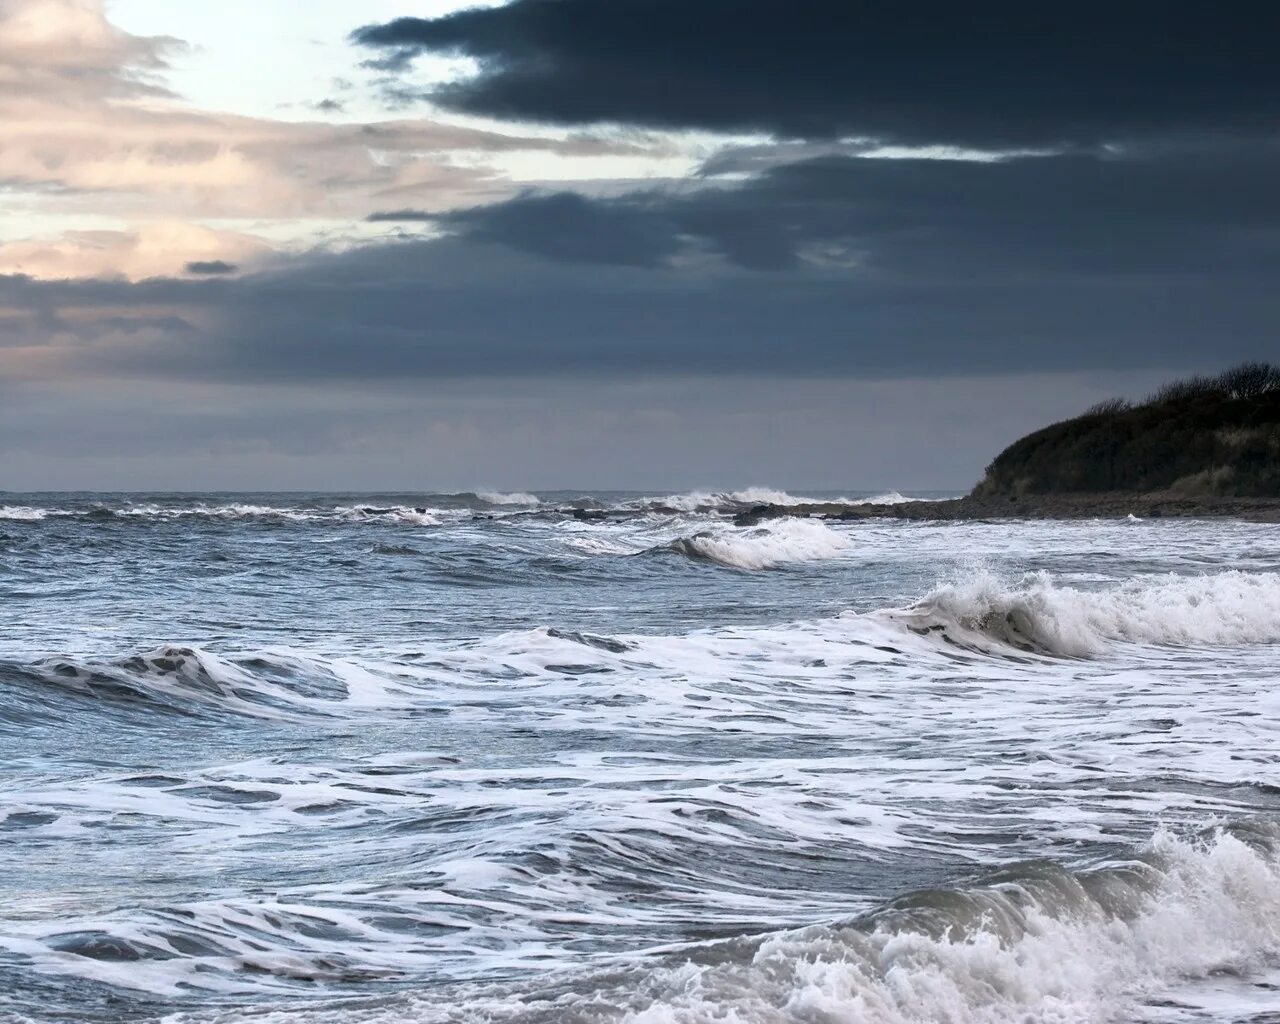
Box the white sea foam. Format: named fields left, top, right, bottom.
left=7, top=508, right=1280, bottom=1024
left=0, top=505, right=48, bottom=521
left=672, top=519, right=852, bottom=569
left=476, top=491, right=540, bottom=506
left=650, top=488, right=927, bottom=512
left=1, top=502, right=447, bottom=524
left=145, top=827, right=1280, bottom=1023
left=389, top=509, right=441, bottom=526
left=604, top=826, right=1280, bottom=1024
left=338, top=505, right=441, bottom=526
left=111, top=503, right=323, bottom=522
left=646, top=487, right=786, bottom=511
left=856, top=490, right=916, bottom=505
left=564, top=534, right=646, bottom=557
left=892, top=569, right=1280, bottom=656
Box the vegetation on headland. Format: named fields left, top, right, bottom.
left=973, top=363, right=1280, bottom=498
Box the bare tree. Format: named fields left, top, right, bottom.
left=1149, top=375, right=1217, bottom=404
left=1082, top=397, right=1130, bottom=417
left=1216, top=362, right=1280, bottom=400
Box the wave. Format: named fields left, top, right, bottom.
left=669, top=519, right=852, bottom=570
left=98, top=823, right=1280, bottom=1022
left=476, top=491, right=540, bottom=506
left=0, top=505, right=48, bottom=521
left=1, top=503, right=323, bottom=523
left=888, top=569, right=1280, bottom=657
left=564, top=534, right=646, bottom=557
left=547, top=823, right=1280, bottom=1024
left=653, top=487, right=812, bottom=512
left=1, top=502, right=453, bottom=527
left=647, top=488, right=927, bottom=513
left=11, top=647, right=369, bottom=721
left=10, top=569, right=1276, bottom=733
left=340, top=505, right=442, bottom=526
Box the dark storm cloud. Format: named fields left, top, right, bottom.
left=365, top=209, right=435, bottom=222
left=351, top=0, right=1280, bottom=146
left=185, top=260, right=238, bottom=276
left=438, top=191, right=683, bottom=268
left=386, top=146, right=1280, bottom=275
left=5, top=147, right=1278, bottom=385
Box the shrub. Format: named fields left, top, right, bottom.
left=1217, top=361, right=1280, bottom=400
left=1082, top=397, right=1131, bottom=417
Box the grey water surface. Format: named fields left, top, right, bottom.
left=2, top=491, right=1280, bottom=1024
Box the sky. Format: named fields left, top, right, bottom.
left=1, top=0, right=1276, bottom=491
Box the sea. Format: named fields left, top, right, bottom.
left=2, top=489, right=1280, bottom=1024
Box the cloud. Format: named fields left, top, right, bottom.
left=439, top=190, right=684, bottom=268
left=3, top=150, right=1277, bottom=387
left=0, top=0, right=654, bottom=279
left=365, top=210, right=435, bottom=222
left=2, top=135, right=1275, bottom=488
left=0, top=222, right=268, bottom=281
left=352, top=0, right=1280, bottom=146
left=387, top=145, right=1280, bottom=276
left=184, top=260, right=238, bottom=276
left=0, top=0, right=179, bottom=101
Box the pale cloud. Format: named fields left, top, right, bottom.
left=0, top=0, right=657, bottom=279
left=0, top=0, right=176, bottom=99
left=0, top=221, right=270, bottom=280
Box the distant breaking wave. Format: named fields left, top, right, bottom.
left=0, top=506, right=49, bottom=521
left=650, top=488, right=919, bottom=512
left=1, top=490, right=932, bottom=525
left=475, top=491, right=540, bottom=506
left=888, top=569, right=1280, bottom=657
left=0, top=503, right=448, bottom=526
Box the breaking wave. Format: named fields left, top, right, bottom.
left=890, top=569, right=1280, bottom=657
left=650, top=489, right=921, bottom=513
left=0, top=505, right=48, bottom=521
left=111, top=825, right=1280, bottom=1023
left=668, top=519, right=852, bottom=570
left=560, top=824, right=1280, bottom=1024
left=14, top=569, right=1278, bottom=727
left=476, top=491, right=541, bottom=506
left=340, top=505, right=441, bottom=526
left=10, top=647, right=351, bottom=721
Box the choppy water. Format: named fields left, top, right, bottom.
left=2, top=490, right=1280, bottom=1024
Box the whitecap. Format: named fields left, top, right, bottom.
left=476, top=491, right=541, bottom=506
left=889, top=568, right=1280, bottom=656
left=670, top=519, right=852, bottom=570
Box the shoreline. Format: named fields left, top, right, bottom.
left=732, top=493, right=1280, bottom=525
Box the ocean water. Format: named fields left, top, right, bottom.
left=2, top=490, right=1280, bottom=1024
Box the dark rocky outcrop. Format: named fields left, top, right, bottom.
left=747, top=364, right=1280, bottom=524
left=974, top=363, right=1280, bottom=499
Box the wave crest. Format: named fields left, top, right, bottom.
left=651, top=488, right=920, bottom=513
left=592, top=824, right=1280, bottom=1024
left=141, top=825, right=1280, bottom=1022
left=0, top=505, right=48, bottom=521
left=670, top=519, right=851, bottom=570
left=891, top=569, right=1280, bottom=656
left=476, top=491, right=540, bottom=506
